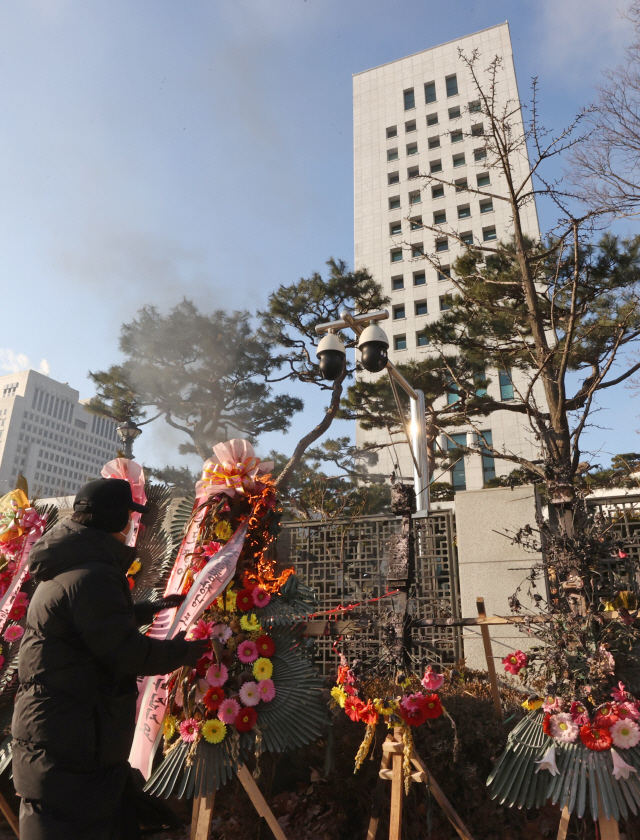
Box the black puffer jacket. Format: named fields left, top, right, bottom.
left=11, top=521, right=189, bottom=821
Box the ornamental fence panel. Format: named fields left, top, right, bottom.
left=277, top=510, right=462, bottom=676
left=586, top=493, right=640, bottom=600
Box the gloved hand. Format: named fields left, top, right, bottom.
left=133, top=595, right=186, bottom=627
left=155, top=594, right=186, bottom=612
left=173, top=631, right=209, bottom=667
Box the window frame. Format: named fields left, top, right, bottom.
left=390, top=221, right=402, bottom=236
left=386, top=125, right=398, bottom=138
left=432, top=185, right=445, bottom=199
left=428, top=136, right=441, bottom=149
left=387, top=148, right=399, bottom=161
left=409, top=190, right=422, bottom=205
left=433, top=210, right=447, bottom=225
left=430, top=159, right=442, bottom=173
left=426, top=112, right=438, bottom=126
left=457, top=205, right=471, bottom=219
left=480, top=199, right=494, bottom=214
left=391, top=276, right=404, bottom=291
left=406, top=142, right=418, bottom=156
left=424, top=81, right=436, bottom=104
left=389, top=196, right=401, bottom=210
left=483, top=226, right=497, bottom=242
left=405, top=119, right=417, bottom=133
left=413, top=271, right=426, bottom=286
left=415, top=300, right=428, bottom=316
left=407, top=166, right=419, bottom=180
left=404, top=88, right=416, bottom=111
left=388, top=171, right=400, bottom=185
left=394, top=334, right=407, bottom=351
left=452, top=153, right=466, bottom=168
left=393, top=304, right=406, bottom=321
left=390, top=248, right=403, bottom=262
left=435, top=238, right=449, bottom=253
left=445, top=74, right=459, bottom=97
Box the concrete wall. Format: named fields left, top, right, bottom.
left=455, top=485, right=542, bottom=669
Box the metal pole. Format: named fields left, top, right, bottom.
left=410, top=389, right=429, bottom=514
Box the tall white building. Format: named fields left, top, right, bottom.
left=0, top=370, right=119, bottom=498
left=353, top=23, right=543, bottom=492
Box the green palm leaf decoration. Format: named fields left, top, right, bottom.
left=259, top=575, right=318, bottom=626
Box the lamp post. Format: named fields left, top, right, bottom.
left=116, top=418, right=142, bottom=460
left=316, top=309, right=430, bottom=514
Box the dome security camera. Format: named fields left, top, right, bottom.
left=316, top=332, right=346, bottom=381
left=358, top=323, right=389, bottom=373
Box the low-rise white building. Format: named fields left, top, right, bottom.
left=0, top=370, right=118, bottom=497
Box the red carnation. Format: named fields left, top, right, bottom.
left=235, top=707, right=258, bottom=732
left=236, top=589, right=255, bottom=612
left=542, top=713, right=553, bottom=737
left=255, top=635, right=276, bottom=657
left=580, top=723, right=613, bottom=751
left=203, top=686, right=226, bottom=712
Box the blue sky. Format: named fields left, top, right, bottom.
left=0, top=0, right=637, bottom=472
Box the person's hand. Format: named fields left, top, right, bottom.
left=155, top=594, right=186, bottom=612
left=174, top=631, right=209, bottom=666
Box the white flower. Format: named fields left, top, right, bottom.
left=535, top=745, right=559, bottom=776
left=549, top=713, right=579, bottom=744
left=211, top=623, right=233, bottom=643
left=611, top=748, right=638, bottom=780
left=611, top=718, right=640, bottom=749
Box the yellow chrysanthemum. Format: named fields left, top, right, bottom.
left=374, top=698, right=397, bottom=716
left=225, top=589, right=237, bottom=610
left=253, top=657, right=273, bottom=680
left=202, top=719, right=227, bottom=744
left=521, top=697, right=543, bottom=711
left=241, top=614, right=262, bottom=633
left=163, top=715, right=177, bottom=741
left=330, top=686, right=347, bottom=708
left=214, top=520, right=233, bottom=540
left=127, top=560, right=141, bottom=576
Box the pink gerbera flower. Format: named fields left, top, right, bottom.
left=179, top=718, right=200, bottom=743
left=239, top=681, right=260, bottom=707
left=14, top=592, right=28, bottom=606
left=252, top=587, right=271, bottom=608
left=218, top=698, right=241, bottom=724
left=190, top=620, right=214, bottom=640
left=543, top=696, right=563, bottom=714
left=237, top=640, right=259, bottom=664
left=618, top=701, right=640, bottom=722
left=205, top=662, right=229, bottom=687
left=570, top=701, right=590, bottom=726
left=502, top=650, right=528, bottom=675
left=549, top=713, right=578, bottom=744
left=210, top=624, right=232, bottom=644
left=421, top=666, right=444, bottom=692
left=611, top=719, right=640, bottom=749
left=258, top=679, right=276, bottom=702
left=4, top=625, right=24, bottom=643
left=612, top=681, right=628, bottom=703
left=402, top=693, right=426, bottom=712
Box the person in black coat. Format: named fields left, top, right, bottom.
left=11, top=478, right=207, bottom=840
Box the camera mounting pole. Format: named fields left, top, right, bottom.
left=316, top=310, right=430, bottom=513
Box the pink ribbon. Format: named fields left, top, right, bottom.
left=0, top=513, right=47, bottom=636
left=101, top=459, right=147, bottom=547
left=195, top=439, right=274, bottom=501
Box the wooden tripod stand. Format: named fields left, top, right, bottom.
left=190, top=763, right=289, bottom=840
left=366, top=728, right=474, bottom=840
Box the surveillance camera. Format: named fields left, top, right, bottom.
left=358, top=323, right=389, bottom=373
left=316, top=332, right=346, bottom=381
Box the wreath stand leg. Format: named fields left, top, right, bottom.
left=555, top=791, right=620, bottom=839
left=0, top=791, right=19, bottom=837
left=189, top=764, right=289, bottom=840
left=366, top=729, right=475, bottom=840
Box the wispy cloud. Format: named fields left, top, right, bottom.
left=0, top=349, right=49, bottom=377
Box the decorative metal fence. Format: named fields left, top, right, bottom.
left=277, top=510, right=462, bottom=675
left=586, top=493, right=640, bottom=599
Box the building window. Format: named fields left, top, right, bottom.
left=416, top=331, right=429, bottom=347
left=391, top=249, right=403, bottom=262
left=447, top=383, right=460, bottom=405
left=434, top=210, right=447, bottom=225
left=430, top=160, right=442, bottom=173
left=437, top=266, right=451, bottom=281
left=414, top=272, right=426, bottom=286
left=386, top=125, right=398, bottom=138
left=424, top=81, right=436, bottom=103
left=389, top=196, right=401, bottom=209
left=449, top=106, right=461, bottom=119
left=427, top=112, right=438, bottom=126
left=469, top=100, right=481, bottom=113
left=392, top=276, right=404, bottom=291
left=409, top=191, right=421, bottom=205
left=404, top=88, right=415, bottom=110
left=408, top=166, right=419, bottom=179
left=435, top=238, right=449, bottom=252
left=387, top=148, right=399, bottom=161
left=405, top=119, right=416, bottom=132
left=455, top=178, right=468, bottom=192
left=390, top=221, right=402, bottom=235
left=428, top=136, right=440, bottom=149
left=407, top=143, right=418, bottom=156
left=447, top=434, right=466, bottom=495
left=475, top=372, right=487, bottom=397
left=440, top=295, right=453, bottom=310
left=483, top=226, right=497, bottom=241
left=451, top=130, right=463, bottom=143
left=446, top=75, right=458, bottom=97
left=453, top=153, right=466, bottom=167
left=477, top=173, right=490, bottom=187
left=481, top=430, right=496, bottom=484
left=499, top=370, right=514, bottom=400
left=410, top=216, right=422, bottom=230
left=472, top=123, right=484, bottom=136
left=393, top=305, right=406, bottom=320
left=411, top=243, right=424, bottom=257
left=388, top=171, right=400, bottom=185
left=432, top=185, right=444, bottom=199
left=474, top=147, right=487, bottom=161
left=415, top=300, right=428, bottom=316
left=480, top=199, right=493, bottom=214
left=458, top=205, right=471, bottom=219
left=394, top=335, right=407, bottom=351
left=460, top=232, right=473, bottom=245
